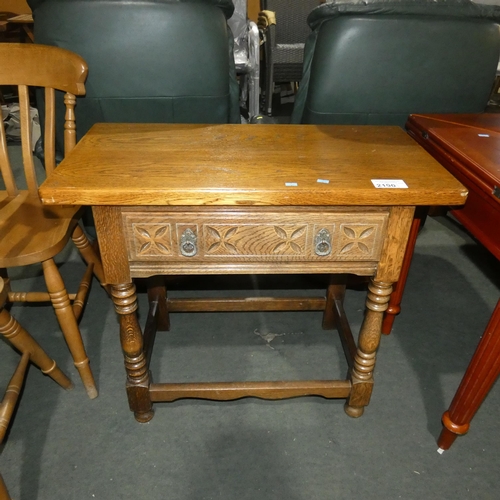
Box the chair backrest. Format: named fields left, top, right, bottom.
left=0, top=43, right=87, bottom=196
left=261, top=0, right=317, bottom=45
left=291, top=0, right=500, bottom=126
left=29, top=0, right=240, bottom=149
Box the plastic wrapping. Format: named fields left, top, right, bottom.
left=1, top=104, right=40, bottom=150
left=228, top=0, right=248, bottom=66
left=227, top=0, right=261, bottom=118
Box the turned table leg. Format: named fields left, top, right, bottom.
left=345, top=279, right=392, bottom=417
left=112, top=282, right=154, bottom=423
left=438, top=299, right=500, bottom=450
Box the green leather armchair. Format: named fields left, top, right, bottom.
left=28, top=0, right=241, bottom=147
left=291, top=0, right=500, bottom=126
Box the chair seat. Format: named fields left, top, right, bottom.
left=0, top=191, right=80, bottom=267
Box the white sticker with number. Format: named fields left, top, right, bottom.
left=371, top=179, right=408, bottom=189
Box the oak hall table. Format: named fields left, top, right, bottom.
left=39, top=123, right=467, bottom=423
left=405, top=113, right=500, bottom=450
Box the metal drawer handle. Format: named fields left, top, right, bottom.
left=315, top=228, right=332, bottom=256
left=180, top=228, right=197, bottom=257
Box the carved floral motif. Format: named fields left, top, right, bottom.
left=273, top=226, right=307, bottom=254
left=206, top=226, right=239, bottom=254
left=204, top=224, right=308, bottom=256
left=339, top=225, right=376, bottom=256
left=132, top=224, right=172, bottom=256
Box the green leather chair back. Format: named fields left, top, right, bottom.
left=291, top=0, right=500, bottom=126
left=29, top=0, right=240, bottom=145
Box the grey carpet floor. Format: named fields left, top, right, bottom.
left=1, top=148, right=499, bottom=499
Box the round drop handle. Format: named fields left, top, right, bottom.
left=180, top=228, right=197, bottom=257
left=315, top=228, right=332, bottom=256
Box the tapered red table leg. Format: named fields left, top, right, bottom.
left=345, top=279, right=392, bottom=417
left=382, top=210, right=426, bottom=335
left=112, top=283, right=154, bottom=423
left=438, top=299, right=500, bottom=450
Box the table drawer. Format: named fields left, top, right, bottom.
left=122, top=209, right=389, bottom=264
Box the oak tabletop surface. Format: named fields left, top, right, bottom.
left=39, top=123, right=468, bottom=207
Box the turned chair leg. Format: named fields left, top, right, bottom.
left=0, top=474, right=10, bottom=500
left=0, top=352, right=29, bottom=443
left=0, top=278, right=72, bottom=496
left=71, top=224, right=109, bottom=293
left=0, top=305, right=73, bottom=443
left=0, top=309, right=72, bottom=392
left=42, top=258, right=97, bottom=399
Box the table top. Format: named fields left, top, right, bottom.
left=407, top=113, right=500, bottom=261
left=408, top=114, right=500, bottom=189
left=39, top=123, right=467, bottom=207
left=409, top=113, right=500, bottom=134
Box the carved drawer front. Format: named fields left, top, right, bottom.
left=122, top=210, right=389, bottom=263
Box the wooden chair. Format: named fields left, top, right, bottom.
left=0, top=43, right=107, bottom=399
left=0, top=474, right=9, bottom=500
left=1, top=276, right=73, bottom=499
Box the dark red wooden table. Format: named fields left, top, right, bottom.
left=406, top=113, right=500, bottom=450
